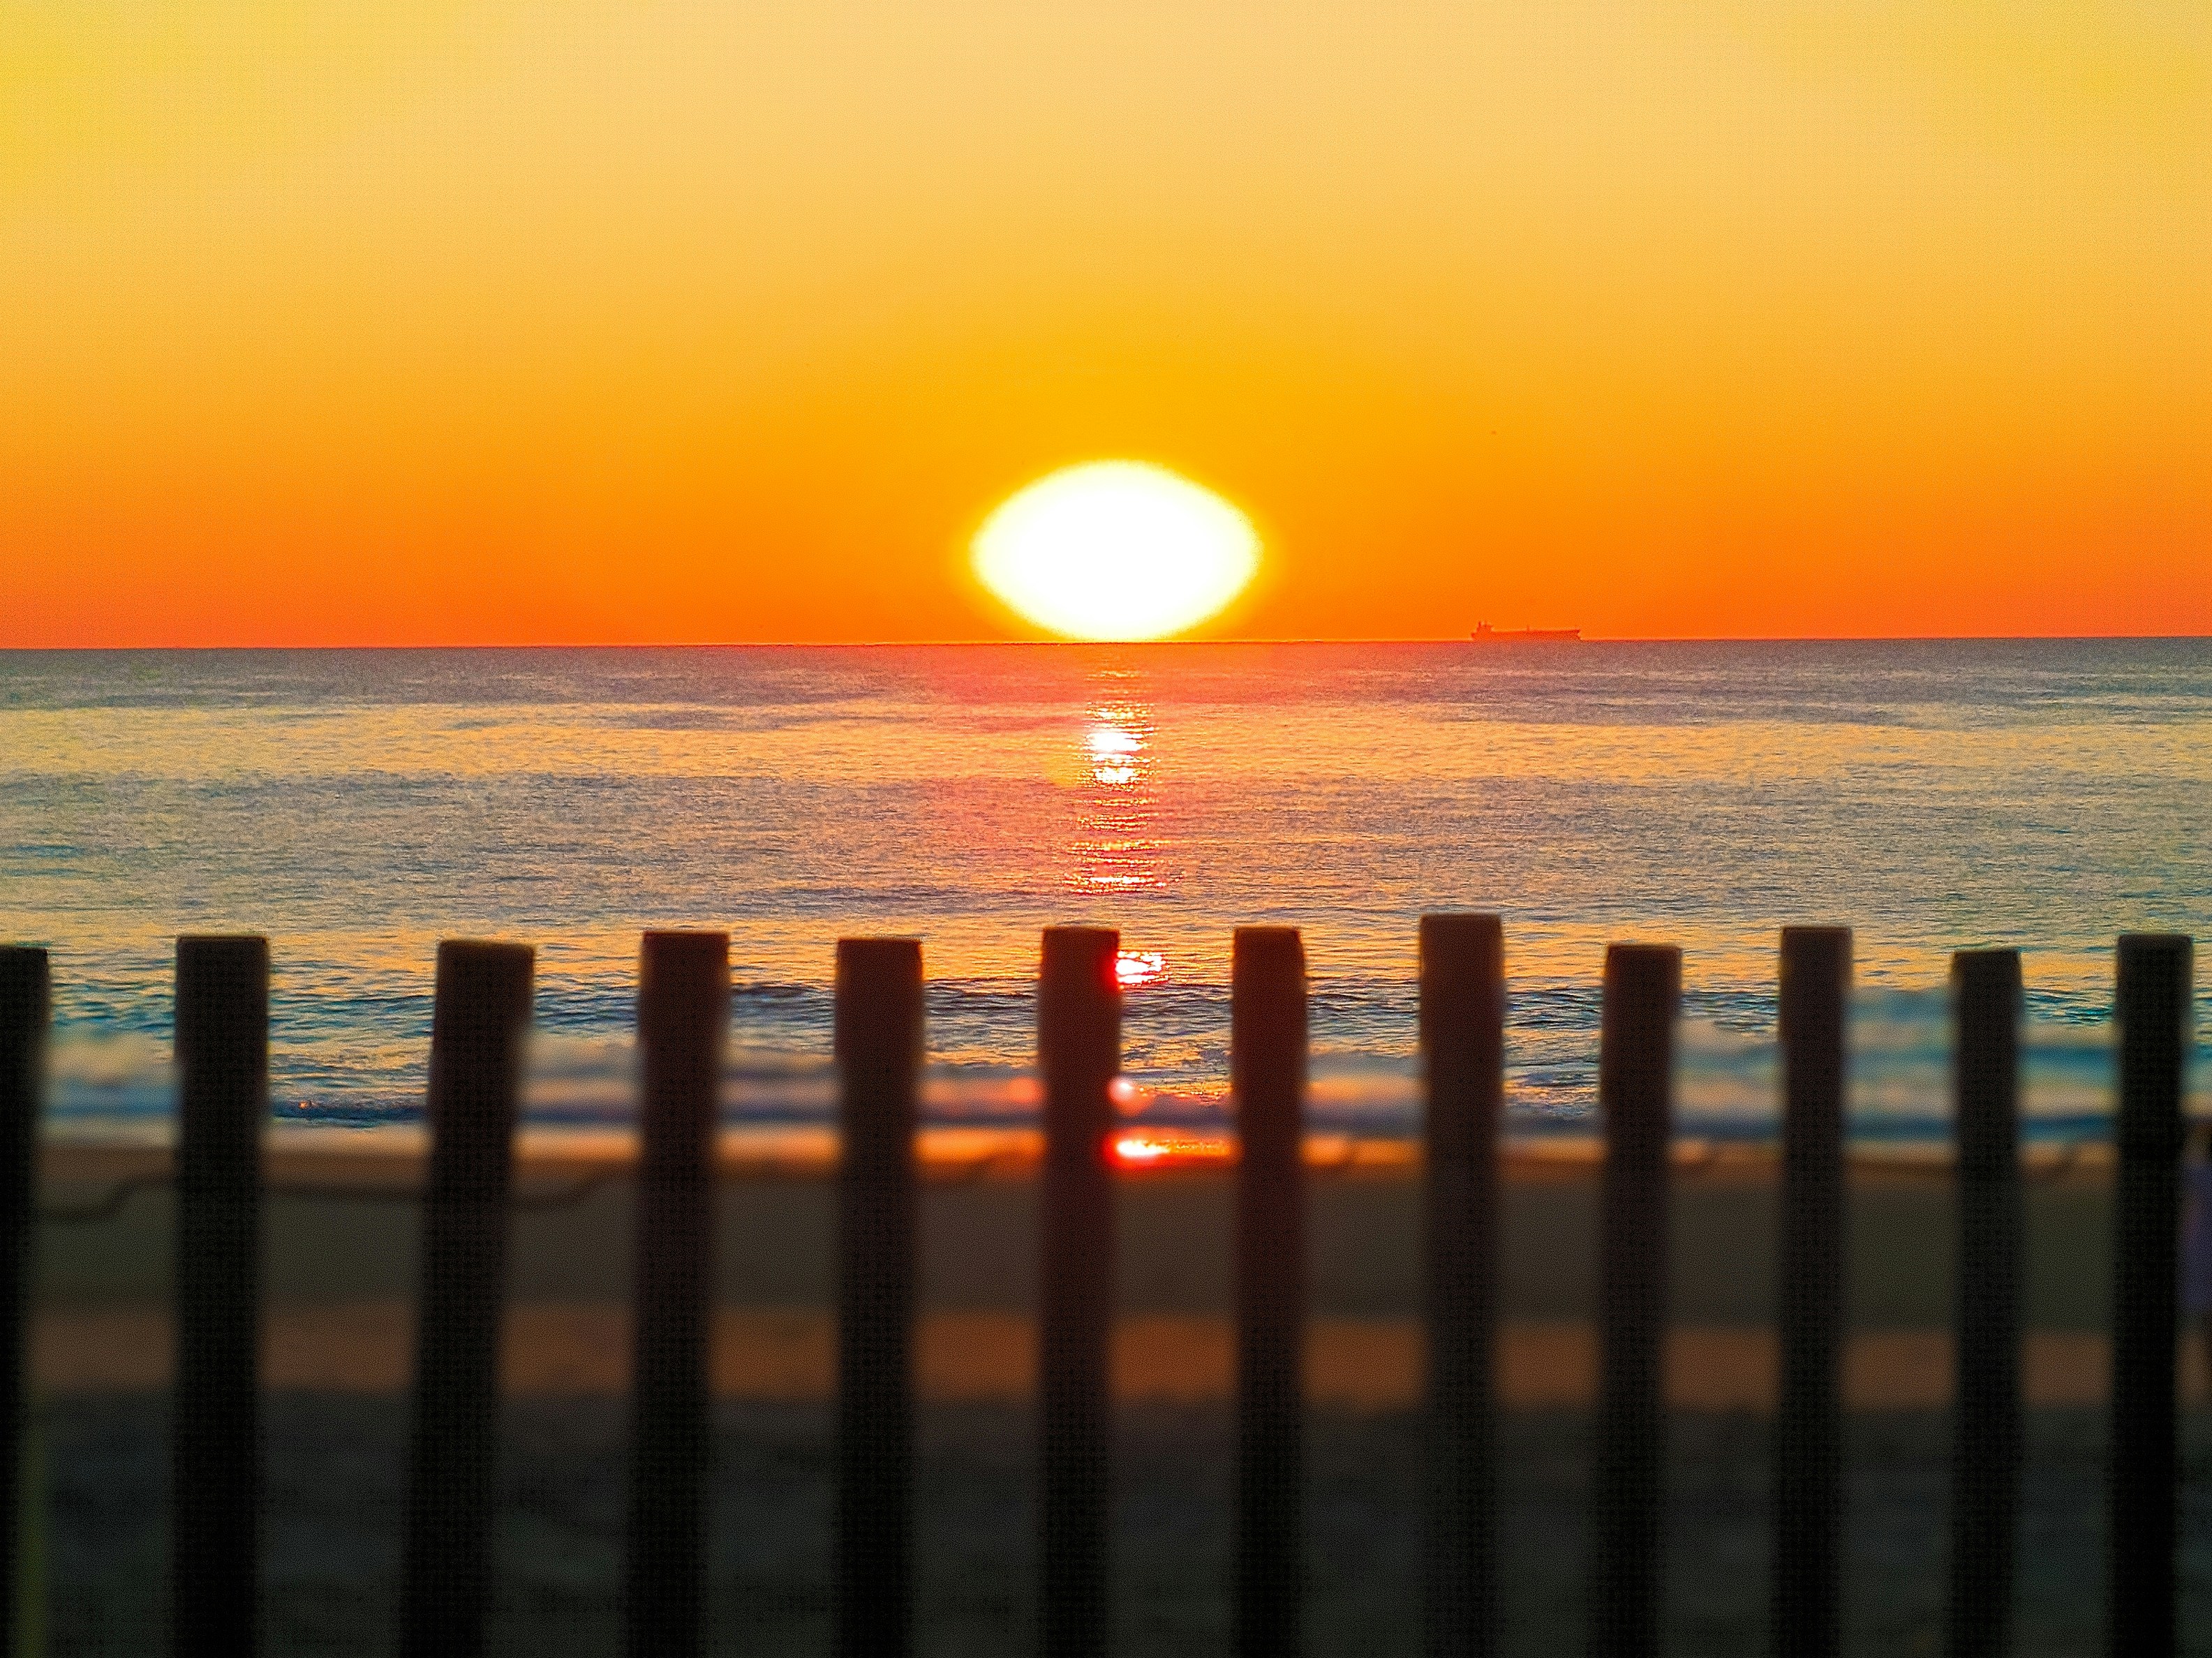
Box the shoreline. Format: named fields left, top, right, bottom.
left=36, top=1128, right=2121, bottom=1190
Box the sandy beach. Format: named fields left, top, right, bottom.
left=25, top=1141, right=2212, bottom=1654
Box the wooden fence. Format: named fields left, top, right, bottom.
left=0, top=921, right=2196, bottom=1657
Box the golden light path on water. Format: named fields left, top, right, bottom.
left=1072, top=678, right=1168, bottom=987
left=1072, top=673, right=1183, bottom=1159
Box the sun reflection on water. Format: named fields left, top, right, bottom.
left=1113, top=1134, right=1169, bottom=1161
left=1114, top=950, right=1165, bottom=987
left=1086, top=722, right=1141, bottom=786
left=1111, top=1130, right=1235, bottom=1166
left=1069, top=676, right=1167, bottom=906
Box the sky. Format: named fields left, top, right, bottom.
left=3, top=0, right=2207, bottom=645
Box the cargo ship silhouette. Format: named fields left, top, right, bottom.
left=1471, top=622, right=1582, bottom=642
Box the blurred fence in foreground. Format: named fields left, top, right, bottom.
left=0, top=921, right=2196, bottom=1657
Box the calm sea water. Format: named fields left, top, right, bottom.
left=3, top=642, right=2207, bottom=1146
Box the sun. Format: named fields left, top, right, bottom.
left=972, top=461, right=1260, bottom=641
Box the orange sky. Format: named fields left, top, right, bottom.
left=3, top=0, right=2207, bottom=644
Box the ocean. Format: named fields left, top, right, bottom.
left=3, top=641, right=2207, bottom=1147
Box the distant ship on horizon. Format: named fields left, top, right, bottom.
left=1471, top=622, right=1582, bottom=643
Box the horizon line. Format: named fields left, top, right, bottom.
left=3, top=632, right=2210, bottom=652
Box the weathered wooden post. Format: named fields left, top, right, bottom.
left=1038, top=927, right=1120, bottom=1658
left=1235, top=926, right=1307, bottom=1658
left=2107, top=933, right=2191, bottom=1658
left=0, top=947, right=47, bottom=1655
left=626, top=932, right=728, bottom=1658
left=172, top=934, right=269, bottom=1658
left=1774, top=927, right=1849, bottom=1658
left=1420, top=913, right=1504, bottom=1658
left=1947, top=948, right=2021, bottom=1658
left=399, top=940, right=533, bottom=1658
left=1593, top=944, right=1679, bottom=1658
left=835, top=937, right=924, bottom=1658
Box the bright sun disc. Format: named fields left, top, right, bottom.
left=972, top=461, right=1259, bottom=641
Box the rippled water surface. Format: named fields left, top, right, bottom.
left=3, top=642, right=2207, bottom=1142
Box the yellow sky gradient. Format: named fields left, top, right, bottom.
left=3, top=0, right=2206, bottom=643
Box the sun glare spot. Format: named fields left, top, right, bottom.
left=1115, top=950, right=1165, bottom=987
left=1086, top=708, right=1148, bottom=786
left=1088, top=727, right=1139, bottom=761
left=1111, top=1130, right=1235, bottom=1166
left=973, top=461, right=1260, bottom=640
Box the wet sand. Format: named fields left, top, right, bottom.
left=32, top=1137, right=2128, bottom=1332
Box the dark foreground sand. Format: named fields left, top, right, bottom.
left=36, top=1396, right=2212, bottom=1656
left=27, top=1148, right=2212, bottom=1653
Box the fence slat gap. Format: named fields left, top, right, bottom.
left=2108, top=933, right=2192, bottom=1658
left=627, top=931, right=729, bottom=1658
left=1594, top=943, right=1679, bottom=1658
left=1947, top=948, right=2021, bottom=1658
left=1038, top=927, right=1120, bottom=1658
left=399, top=939, right=534, bottom=1658
left=172, top=934, right=269, bottom=1658
left=0, top=946, right=49, bottom=1658
left=834, top=936, right=923, bottom=1658
left=1420, top=913, right=1504, bottom=1658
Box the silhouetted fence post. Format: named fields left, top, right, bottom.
left=0, top=948, right=47, bottom=1657
left=2108, top=934, right=2192, bottom=1658
left=1775, top=927, right=1849, bottom=1658
left=835, top=938, right=923, bottom=1658
left=400, top=941, right=533, bottom=1658
left=1421, top=913, right=1504, bottom=1658
left=1235, top=927, right=1307, bottom=1658
left=172, top=934, right=269, bottom=1658
left=626, top=932, right=729, bottom=1658
left=1594, top=944, right=1679, bottom=1658
left=1948, top=948, right=2021, bottom=1658
left=1039, top=927, right=1120, bottom=1658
